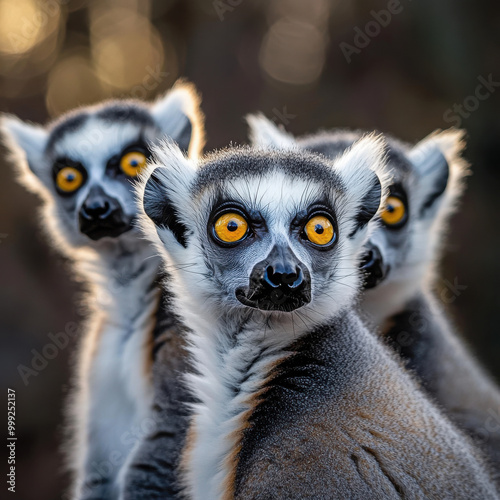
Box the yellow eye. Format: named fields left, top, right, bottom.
left=56, top=167, right=83, bottom=193
left=214, top=212, right=249, bottom=244
left=381, top=196, right=406, bottom=226
left=305, top=215, right=335, bottom=246
left=120, top=151, right=147, bottom=177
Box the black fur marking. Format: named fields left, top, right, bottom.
left=192, top=148, right=344, bottom=196
left=349, top=175, right=382, bottom=238
left=419, top=152, right=449, bottom=216
left=46, top=113, right=89, bottom=151
left=175, top=118, right=192, bottom=154
left=152, top=279, right=181, bottom=358
left=97, top=104, right=155, bottom=127
left=360, top=445, right=405, bottom=497
left=143, top=171, right=188, bottom=248
left=384, top=296, right=438, bottom=395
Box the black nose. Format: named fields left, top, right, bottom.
left=81, top=198, right=112, bottom=220
left=236, top=245, right=311, bottom=312
left=264, top=264, right=304, bottom=290
left=360, top=244, right=389, bottom=289
left=79, top=186, right=131, bottom=241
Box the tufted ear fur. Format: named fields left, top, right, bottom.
left=1, top=114, right=51, bottom=195
left=138, top=140, right=197, bottom=249
left=151, top=81, right=205, bottom=159
left=246, top=113, right=297, bottom=150
left=408, top=129, right=468, bottom=219
left=333, top=134, right=389, bottom=238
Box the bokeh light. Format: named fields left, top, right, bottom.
left=90, top=4, right=172, bottom=94
left=259, top=0, right=329, bottom=86
left=46, top=51, right=104, bottom=117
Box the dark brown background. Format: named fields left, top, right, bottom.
left=1, top=0, right=499, bottom=498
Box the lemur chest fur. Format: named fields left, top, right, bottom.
left=86, top=259, right=160, bottom=459
left=184, top=317, right=296, bottom=500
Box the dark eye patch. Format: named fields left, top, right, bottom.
left=52, top=157, right=88, bottom=196
left=106, top=139, right=151, bottom=177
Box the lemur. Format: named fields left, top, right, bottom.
left=248, top=114, right=500, bottom=472
left=137, top=136, right=498, bottom=499
left=1, top=82, right=204, bottom=499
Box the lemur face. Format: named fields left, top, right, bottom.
left=139, top=137, right=387, bottom=319
left=359, top=133, right=466, bottom=302
left=1, top=83, right=204, bottom=249
left=359, top=145, right=421, bottom=290
left=247, top=116, right=467, bottom=311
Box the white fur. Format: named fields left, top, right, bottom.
left=137, top=138, right=389, bottom=500
left=151, top=81, right=205, bottom=160
left=67, top=242, right=160, bottom=499
left=364, top=129, right=468, bottom=323
left=246, top=113, right=297, bottom=150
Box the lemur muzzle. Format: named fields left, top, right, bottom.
left=236, top=244, right=312, bottom=312
left=79, top=185, right=132, bottom=240
left=360, top=244, right=390, bottom=289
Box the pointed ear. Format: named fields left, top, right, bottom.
left=1, top=115, right=50, bottom=191
left=408, top=129, right=468, bottom=217
left=138, top=140, right=197, bottom=249
left=150, top=81, right=205, bottom=159
left=246, top=113, right=297, bottom=150
left=334, top=134, right=389, bottom=237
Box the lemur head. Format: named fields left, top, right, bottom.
left=248, top=115, right=468, bottom=322
left=138, top=135, right=388, bottom=327
left=1, top=81, right=204, bottom=253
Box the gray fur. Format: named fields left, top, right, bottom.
left=138, top=138, right=498, bottom=499
left=248, top=115, right=500, bottom=475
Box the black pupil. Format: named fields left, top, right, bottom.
left=387, top=204, right=395, bottom=213
left=227, top=220, right=238, bottom=232
left=315, top=224, right=324, bottom=234
left=130, top=159, right=138, bottom=167
left=66, top=172, right=75, bottom=182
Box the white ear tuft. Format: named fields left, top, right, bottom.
left=1, top=114, right=51, bottom=195
left=1, top=114, right=47, bottom=167
left=150, top=80, right=205, bottom=159
left=333, top=134, right=390, bottom=238
left=136, top=139, right=197, bottom=248
left=335, top=133, right=390, bottom=201
left=246, top=113, right=297, bottom=150
left=409, top=128, right=469, bottom=216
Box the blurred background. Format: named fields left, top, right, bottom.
left=0, top=0, right=499, bottom=498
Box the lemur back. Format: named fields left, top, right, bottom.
left=1, top=82, right=204, bottom=499
left=138, top=137, right=498, bottom=499
left=248, top=114, right=500, bottom=473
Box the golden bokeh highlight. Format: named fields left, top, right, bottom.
left=46, top=52, right=105, bottom=117
left=90, top=5, right=170, bottom=92
left=0, top=0, right=64, bottom=94
left=259, top=0, right=330, bottom=86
